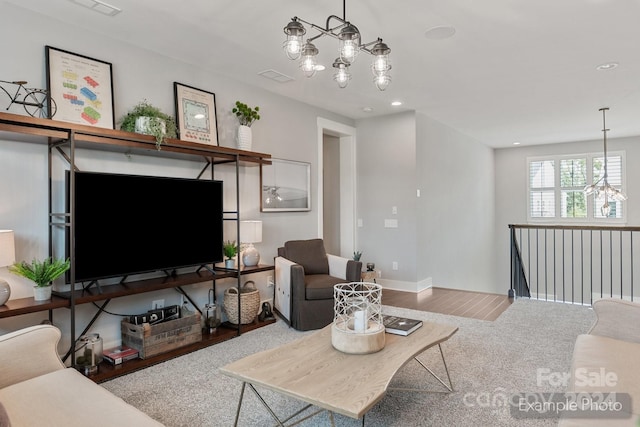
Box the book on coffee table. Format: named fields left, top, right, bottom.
left=383, top=315, right=423, bottom=336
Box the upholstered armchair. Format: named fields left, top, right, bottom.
left=274, top=239, right=362, bottom=331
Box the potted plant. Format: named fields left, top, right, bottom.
left=223, top=240, right=238, bottom=269
left=353, top=251, right=362, bottom=261
left=119, top=100, right=177, bottom=150
left=9, top=257, right=70, bottom=301
left=231, top=101, right=260, bottom=151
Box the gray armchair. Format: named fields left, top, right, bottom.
left=274, top=239, right=362, bottom=331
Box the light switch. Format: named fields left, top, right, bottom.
left=392, top=206, right=397, bottom=214
left=384, top=219, right=398, bottom=228
left=357, top=218, right=363, bottom=227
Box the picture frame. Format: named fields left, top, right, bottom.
left=45, top=46, right=115, bottom=129
left=173, top=82, right=219, bottom=145
left=261, top=158, right=311, bottom=212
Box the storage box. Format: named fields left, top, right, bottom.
left=121, top=314, right=201, bottom=359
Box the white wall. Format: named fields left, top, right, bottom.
left=494, top=136, right=640, bottom=293
left=417, top=113, right=497, bottom=293
left=356, top=112, right=417, bottom=286
left=0, top=4, right=353, bottom=349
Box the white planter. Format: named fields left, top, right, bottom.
left=33, top=285, right=52, bottom=301
left=134, top=116, right=166, bottom=136
left=237, top=125, right=252, bottom=151
left=225, top=259, right=235, bottom=269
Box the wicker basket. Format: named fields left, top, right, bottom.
left=223, top=284, right=261, bottom=324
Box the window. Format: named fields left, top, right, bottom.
left=528, top=152, right=625, bottom=222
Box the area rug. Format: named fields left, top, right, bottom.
left=102, top=299, right=595, bottom=426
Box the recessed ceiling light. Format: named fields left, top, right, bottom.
left=391, top=101, right=402, bottom=106
left=513, top=142, right=521, bottom=145
left=362, top=107, right=373, bottom=113
left=314, top=65, right=326, bottom=71
left=596, top=62, right=619, bottom=71
left=424, top=25, right=456, bottom=40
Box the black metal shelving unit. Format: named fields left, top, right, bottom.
left=0, top=112, right=274, bottom=380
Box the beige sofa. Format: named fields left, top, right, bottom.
left=0, top=325, right=164, bottom=426
left=559, top=299, right=640, bottom=426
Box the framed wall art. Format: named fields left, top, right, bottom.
left=261, top=158, right=311, bottom=212
left=174, top=82, right=219, bottom=145
left=45, top=46, right=115, bottom=129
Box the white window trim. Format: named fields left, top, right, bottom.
left=527, top=151, right=627, bottom=224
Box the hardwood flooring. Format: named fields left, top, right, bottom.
left=382, top=287, right=513, bottom=321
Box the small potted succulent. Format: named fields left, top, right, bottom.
left=9, top=257, right=70, bottom=301
left=223, top=240, right=238, bottom=269
left=232, top=101, right=260, bottom=151
left=119, top=100, right=177, bottom=150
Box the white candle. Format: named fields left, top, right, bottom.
left=354, top=310, right=367, bottom=332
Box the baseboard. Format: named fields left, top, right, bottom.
left=378, top=277, right=433, bottom=293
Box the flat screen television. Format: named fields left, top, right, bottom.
left=69, top=171, right=223, bottom=282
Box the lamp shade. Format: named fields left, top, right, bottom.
left=240, top=221, right=262, bottom=244
left=0, top=230, right=15, bottom=267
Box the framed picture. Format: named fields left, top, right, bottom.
left=173, top=82, right=218, bottom=145
left=45, top=46, right=115, bottom=129
left=261, top=158, right=311, bottom=212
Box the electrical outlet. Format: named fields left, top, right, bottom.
left=267, top=275, right=274, bottom=287
left=392, top=261, right=398, bottom=271
left=152, top=299, right=164, bottom=309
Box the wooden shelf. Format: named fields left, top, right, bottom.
left=0, top=295, right=68, bottom=318
left=89, top=317, right=277, bottom=383
left=0, top=112, right=271, bottom=166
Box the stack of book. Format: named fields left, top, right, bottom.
left=103, top=345, right=139, bottom=365
left=383, top=315, right=423, bottom=336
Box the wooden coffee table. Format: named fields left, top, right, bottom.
left=220, top=320, right=458, bottom=426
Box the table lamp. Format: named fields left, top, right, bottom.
left=240, top=220, right=262, bottom=267
left=0, top=230, right=16, bottom=306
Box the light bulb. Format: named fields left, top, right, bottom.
left=284, top=38, right=302, bottom=60
left=601, top=202, right=611, bottom=217
left=373, top=73, right=391, bottom=91
left=372, top=55, right=391, bottom=75
left=283, top=19, right=305, bottom=60
left=334, top=68, right=350, bottom=88
left=338, top=24, right=360, bottom=64
left=340, top=40, right=359, bottom=63
left=299, top=41, right=319, bottom=78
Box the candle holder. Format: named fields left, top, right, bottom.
left=331, top=282, right=385, bottom=354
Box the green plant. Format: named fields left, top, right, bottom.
left=223, top=240, right=238, bottom=259
left=119, top=100, right=177, bottom=150
left=353, top=251, right=362, bottom=261
left=232, top=101, right=260, bottom=127
left=9, top=257, right=70, bottom=287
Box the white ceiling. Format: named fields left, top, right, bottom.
left=8, top=0, right=640, bottom=148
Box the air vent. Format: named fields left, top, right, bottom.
left=258, top=69, right=295, bottom=83
left=69, top=0, right=122, bottom=16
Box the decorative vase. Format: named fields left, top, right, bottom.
left=0, top=280, right=10, bottom=305
left=135, top=116, right=166, bottom=135
left=33, top=285, right=52, bottom=301
left=237, top=125, right=252, bottom=151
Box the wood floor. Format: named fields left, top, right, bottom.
left=382, top=287, right=513, bottom=321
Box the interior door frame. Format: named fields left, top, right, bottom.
left=317, top=117, right=357, bottom=258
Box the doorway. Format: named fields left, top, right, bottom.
left=317, top=118, right=356, bottom=258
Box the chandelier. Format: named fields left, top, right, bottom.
left=282, top=0, right=391, bottom=90
left=583, top=107, right=627, bottom=216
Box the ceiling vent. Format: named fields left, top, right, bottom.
left=69, top=0, right=122, bottom=17
left=258, top=69, right=295, bottom=83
